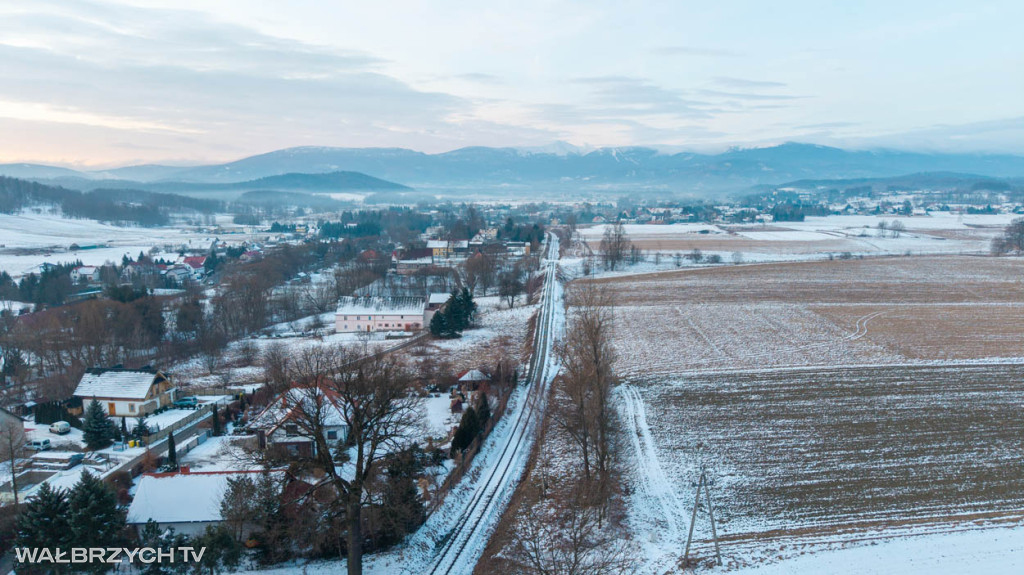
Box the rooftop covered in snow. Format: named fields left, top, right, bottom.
left=336, top=296, right=425, bottom=317
left=73, top=368, right=168, bottom=400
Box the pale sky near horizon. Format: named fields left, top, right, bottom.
left=1, top=0, right=1022, bottom=167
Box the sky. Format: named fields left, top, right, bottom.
left=1, top=0, right=1023, bottom=167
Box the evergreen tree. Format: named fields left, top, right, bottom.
left=138, top=521, right=188, bottom=575
left=380, top=468, right=426, bottom=546
left=477, top=393, right=491, bottom=429
left=68, top=471, right=125, bottom=572
left=450, top=406, right=480, bottom=455
left=16, top=482, right=71, bottom=568
left=194, top=525, right=242, bottom=575
left=82, top=399, right=113, bottom=450
left=211, top=404, right=222, bottom=437
left=120, top=417, right=128, bottom=440
left=165, top=431, right=177, bottom=469
left=429, top=307, right=457, bottom=339
left=132, top=415, right=150, bottom=441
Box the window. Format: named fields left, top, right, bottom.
left=285, top=424, right=299, bottom=436
left=344, top=324, right=348, bottom=329
left=128, top=403, right=136, bottom=413
left=356, top=316, right=360, bottom=320
left=327, top=430, right=338, bottom=440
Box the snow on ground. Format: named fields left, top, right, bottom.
left=23, top=423, right=85, bottom=450
left=731, top=526, right=1024, bottom=575
left=422, top=394, right=458, bottom=438
left=178, top=435, right=256, bottom=472
left=0, top=209, right=258, bottom=278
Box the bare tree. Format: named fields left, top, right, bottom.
left=889, top=220, right=906, bottom=238
left=506, top=485, right=628, bottom=575
left=0, top=416, right=25, bottom=506
left=992, top=218, right=1024, bottom=255
left=278, top=347, right=420, bottom=575
left=598, top=222, right=631, bottom=271
left=499, top=269, right=525, bottom=309
left=554, top=284, right=617, bottom=513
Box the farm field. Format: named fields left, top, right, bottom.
left=577, top=214, right=1016, bottom=261
left=631, top=363, right=1024, bottom=566
left=594, top=255, right=1024, bottom=376
left=592, top=253, right=1024, bottom=571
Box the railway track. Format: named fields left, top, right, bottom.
left=422, top=233, right=563, bottom=575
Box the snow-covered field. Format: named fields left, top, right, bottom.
left=0, top=209, right=259, bottom=277
left=595, top=249, right=1024, bottom=573
left=576, top=213, right=1017, bottom=275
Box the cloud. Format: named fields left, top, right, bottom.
left=653, top=45, right=741, bottom=57
left=712, top=76, right=787, bottom=89
left=454, top=73, right=503, bottom=84
left=697, top=89, right=802, bottom=101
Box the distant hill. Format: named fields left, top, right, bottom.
left=6, top=143, right=1024, bottom=195
left=33, top=170, right=408, bottom=196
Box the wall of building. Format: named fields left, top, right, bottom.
left=335, top=313, right=424, bottom=333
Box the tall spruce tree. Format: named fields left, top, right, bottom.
left=68, top=472, right=125, bottom=572
left=450, top=406, right=480, bottom=455
left=211, top=404, right=222, bottom=437
left=82, top=399, right=113, bottom=450
left=477, top=393, right=491, bottom=429
left=165, top=431, right=177, bottom=469
left=15, top=482, right=71, bottom=565
left=429, top=307, right=456, bottom=338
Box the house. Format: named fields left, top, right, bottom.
left=335, top=296, right=426, bottom=333
left=127, top=469, right=277, bottom=537
left=73, top=367, right=176, bottom=417
left=70, top=266, right=101, bottom=284
left=0, top=408, right=25, bottom=450
left=249, top=387, right=348, bottom=457
left=181, top=256, right=208, bottom=280
left=427, top=240, right=469, bottom=261
left=425, top=293, right=451, bottom=324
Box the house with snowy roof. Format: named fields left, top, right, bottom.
left=70, top=266, right=101, bottom=284
left=249, top=386, right=349, bottom=457
left=335, top=296, right=426, bottom=333
left=73, top=367, right=176, bottom=417
left=426, top=239, right=469, bottom=261
left=127, top=469, right=278, bottom=537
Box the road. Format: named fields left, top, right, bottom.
left=418, top=232, right=564, bottom=575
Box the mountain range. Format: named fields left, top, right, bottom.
left=4, top=143, right=1024, bottom=195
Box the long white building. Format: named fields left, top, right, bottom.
left=335, top=296, right=426, bottom=333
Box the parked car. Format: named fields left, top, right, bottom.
left=29, top=439, right=51, bottom=451
left=49, top=421, right=71, bottom=435
left=173, top=396, right=199, bottom=408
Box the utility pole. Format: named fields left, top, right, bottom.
left=683, top=469, right=722, bottom=567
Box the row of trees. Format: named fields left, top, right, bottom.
left=18, top=472, right=242, bottom=575
left=992, top=217, right=1024, bottom=254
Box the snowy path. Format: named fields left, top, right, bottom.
left=619, top=383, right=688, bottom=574
left=400, top=233, right=565, bottom=575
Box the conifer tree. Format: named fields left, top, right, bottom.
left=450, top=406, right=480, bottom=455
left=132, top=415, right=150, bottom=441
left=429, top=307, right=456, bottom=338
left=82, top=399, right=113, bottom=450
left=15, top=482, right=71, bottom=561
left=120, top=417, right=128, bottom=440
left=165, top=431, right=177, bottom=469
left=212, top=404, right=222, bottom=437
left=68, top=471, right=125, bottom=570
left=477, top=393, right=491, bottom=429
